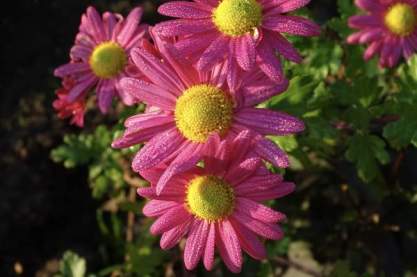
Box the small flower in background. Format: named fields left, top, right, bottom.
left=54, top=6, right=148, bottom=114
left=348, top=0, right=417, bottom=67
left=138, top=131, right=295, bottom=273
left=112, top=36, right=304, bottom=194
left=53, top=77, right=86, bottom=127
left=154, top=0, right=320, bottom=85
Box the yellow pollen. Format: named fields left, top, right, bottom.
left=174, top=84, right=233, bottom=143
left=384, top=3, right=417, bottom=36
left=213, top=0, right=263, bottom=37
left=186, top=175, right=235, bottom=221
left=89, top=42, right=127, bottom=78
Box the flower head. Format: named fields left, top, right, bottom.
left=348, top=0, right=417, bottom=67
left=154, top=0, right=320, bottom=84
left=112, top=36, right=304, bottom=194
left=54, top=6, right=148, bottom=113
left=53, top=77, right=86, bottom=127
left=138, top=131, right=295, bottom=273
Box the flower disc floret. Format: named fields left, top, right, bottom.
left=384, top=3, right=417, bottom=36
left=89, top=42, right=127, bottom=78
left=175, top=84, right=233, bottom=143
left=213, top=0, right=262, bottom=37
left=186, top=175, right=235, bottom=221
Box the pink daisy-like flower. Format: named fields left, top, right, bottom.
left=54, top=6, right=148, bottom=113
left=154, top=0, right=320, bottom=84
left=138, top=131, right=295, bottom=273
left=112, top=37, right=304, bottom=194
left=348, top=0, right=417, bottom=67
left=53, top=77, right=86, bottom=127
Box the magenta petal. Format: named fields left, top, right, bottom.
left=203, top=223, right=216, bottom=271
left=54, top=63, right=90, bottom=78
left=120, top=77, right=176, bottom=110
left=236, top=197, right=287, bottom=223
left=263, top=15, right=321, bottom=36
left=67, top=75, right=97, bottom=102
left=235, top=35, right=256, bottom=71
left=158, top=1, right=212, bottom=19
left=117, top=7, right=143, bottom=46
left=230, top=218, right=267, bottom=260
left=254, top=137, right=290, bottom=168
left=232, top=211, right=284, bottom=240
left=96, top=79, right=114, bottom=113
left=155, top=19, right=214, bottom=37
left=143, top=200, right=179, bottom=217
left=235, top=108, right=305, bottom=135
left=156, top=143, right=202, bottom=195
left=197, top=36, right=230, bottom=71
left=150, top=205, right=191, bottom=235
left=161, top=220, right=192, bottom=250
left=217, top=220, right=242, bottom=272
left=184, top=220, right=209, bottom=270
left=132, top=128, right=184, bottom=172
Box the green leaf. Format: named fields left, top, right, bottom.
left=330, top=261, right=358, bottom=277
left=56, top=251, right=87, bottom=277
left=345, top=134, right=390, bottom=182
left=383, top=108, right=417, bottom=149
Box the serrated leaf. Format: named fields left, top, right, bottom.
left=346, top=134, right=390, bottom=182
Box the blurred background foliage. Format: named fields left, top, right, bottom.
left=1, top=0, right=417, bottom=276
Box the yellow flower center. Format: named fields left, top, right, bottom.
left=186, top=175, right=235, bottom=221
left=213, top=0, right=263, bottom=37
left=384, top=3, right=417, bottom=36
left=89, top=42, right=127, bottom=79
left=174, top=84, right=233, bottom=143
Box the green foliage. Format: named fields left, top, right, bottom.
left=55, top=251, right=88, bottom=277
left=345, top=134, right=390, bottom=182
left=49, top=0, right=417, bottom=276
left=329, top=261, right=358, bottom=277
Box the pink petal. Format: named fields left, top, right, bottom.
left=203, top=223, right=216, bottom=271
left=68, top=75, right=97, bottom=102
left=197, top=36, right=230, bottom=71
left=230, top=218, right=266, bottom=260
left=158, top=1, right=212, bottom=18
left=254, top=137, right=290, bottom=168
left=263, top=15, right=320, bottom=36
left=86, top=6, right=106, bottom=42
left=155, top=19, right=215, bottom=37
left=150, top=205, right=191, bottom=235
left=265, top=0, right=311, bottom=13
left=232, top=211, right=284, bottom=240
left=54, top=63, right=90, bottom=78
left=117, top=7, right=143, bottom=47
left=184, top=220, right=210, bottom=270
left=96, top=79, right=115, bottom=113
left=236, top=197, right=286, bottom=223
left=161, top=220, right=192, bottom=250
left=156, top=143, right=202, bottom=195
left=132, top=128, right=184, bottom=172
left=217, top=220, right=242, bottom=273
left=119, top=77, right=176, bottom=110
left=235, top=108, right=305, bottom=135
left=235, top=35, right=256, bottom=71
left=143, top=200, right=180, bottom=217
left=131, top=47, right=185, bottom=93
left=225, top=157, right=262, bottom=185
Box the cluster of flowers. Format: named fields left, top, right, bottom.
left=53, top=0, right=417, bottom=272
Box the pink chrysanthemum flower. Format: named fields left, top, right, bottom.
left=348, top=0, right=417, bottom=67
left=53, top=77, right=86, bottom=127
left=112, top=38, right=304, bottom=194
left=137, top=131, right=295, bottom=273
left=54, top=6, right=148, bottom=113
left=154, top=0, right=320, bottom=83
